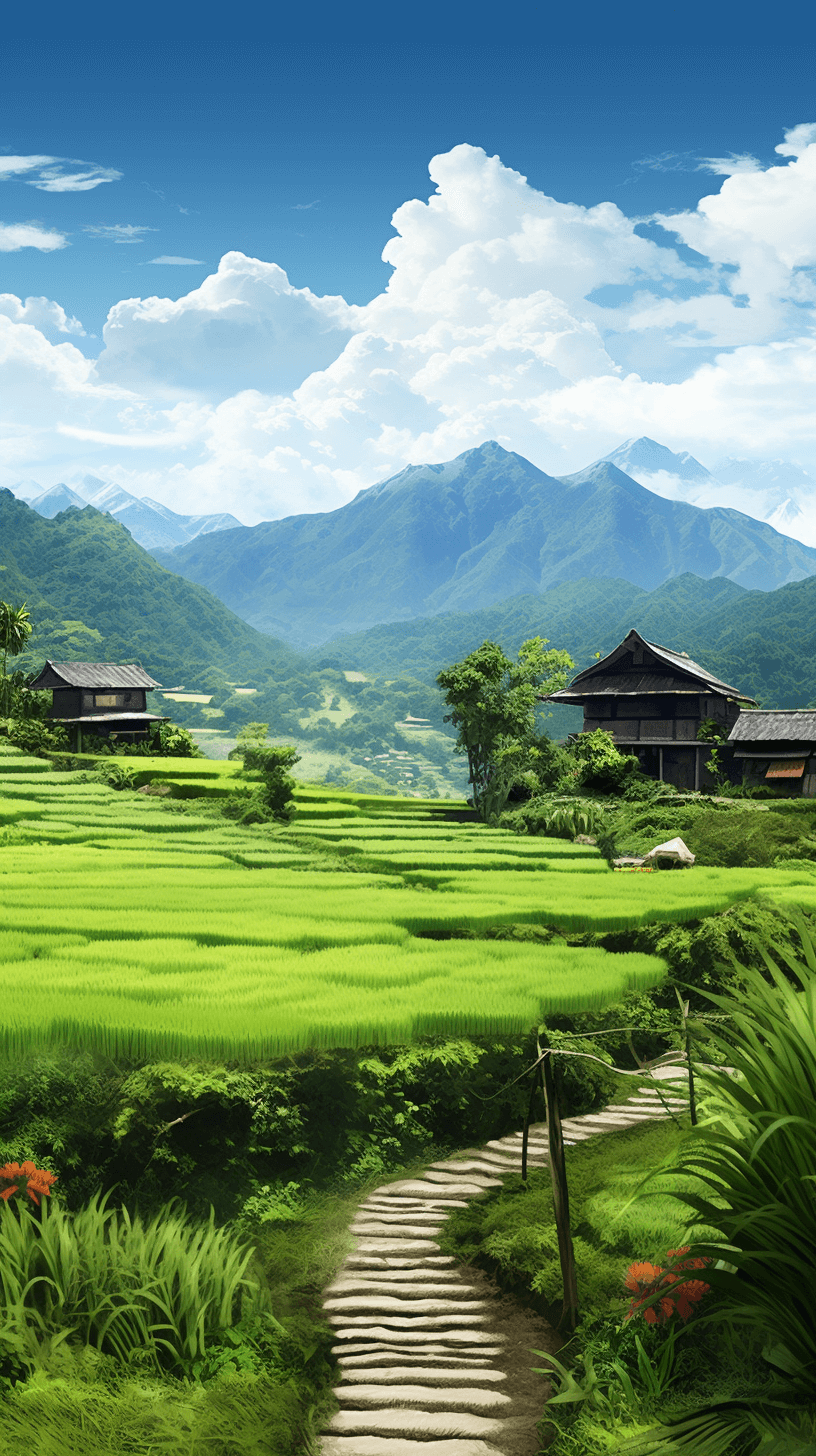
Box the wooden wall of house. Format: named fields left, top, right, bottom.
left=582, top=692, right=738, bottom=743
left=50, top=688, right=81, bottom=719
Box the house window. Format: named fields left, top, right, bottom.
left=95, top=693, right=124, bottom=708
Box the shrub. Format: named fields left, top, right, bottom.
left=500, top=795, right=604, bottom=840
left=627, top=919, right=816, bottom=1451
left=562, top=730, right=644, bottom=796
left=5, top=716, right=69, bottom=755
left=236, top=744, right=300, bottom=821
left=0, top=1191, right=270, bottom=1376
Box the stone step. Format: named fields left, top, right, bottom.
left=421, top=1171, right=502, bottom=1188
left=335, top=1384, right=512, bottom=1414
left=327, top=1409, right=507, bottom=1441
left=484, top=1139, right=547, bottom=1158
left=360, top=1204, right=470, bottom=1215
left=334, top=1267, right=466, bottom=1284
left=558, top=1119, right=629, bottom=1135
left=330, top=1327, right=505, bottom=1347
left=321, top=1436, right=507, bottom=1456
left=575, top=1111, right=650, bottom=1123
left=351, top=1222, right=447, bottom=1238
left=427, top=1160, right=513, bottom=1177
left=339, top=1367, right=507, bottom=1385
left=364, top=1196, right=471, bottom=1209
left=454, top=1150, right=519, bottom=1168
left=326, top=1312, right=490, bottom=1330
left=631, top=1100, right=688, bottom=1111
left=328, top=1281, right=483, bottom=1300
left=334, top=1344, right=505, bottom=1362
left=379, top=1181, right=492, bottom=1199
left=605, top=1103, right=667, bottom=1115
left=356, top=1209, right=452, bottom=1224
left=353, top=1239, right=443, bottom=1255
left=325, top=1296, right=488, bottom=1316
left=345, top=1255, right=455, bottom=1271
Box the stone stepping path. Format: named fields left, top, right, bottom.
left=321, top=1067, right=690, bottom=1456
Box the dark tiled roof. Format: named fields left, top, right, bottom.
left=548, top=672, right=718, bottom=698
left=544, top=629, right=753, bottom=704
left=728, top=711, right=816, bottom=743
left=28, top=661, right=161, bottom=690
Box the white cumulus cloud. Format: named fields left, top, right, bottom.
left=5, top=126, right=816, bottom=532
left=0, top=295, right=85, bottom=338
left=0, top=222, right=67, bottom=252
left=94, top=251, right=355, bottom=399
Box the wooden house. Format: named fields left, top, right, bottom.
left=28, top=661, right=168, bottom=751
left=542, top=628, right=756, bottom=791
left=727, top=711, right=816, bottom=797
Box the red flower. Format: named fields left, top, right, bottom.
left=624, top=1247, right=710, bottom=1325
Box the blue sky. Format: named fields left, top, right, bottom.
left=3, top=5, right=816, bottom=533
left=4, top=15, right=815, bottom=332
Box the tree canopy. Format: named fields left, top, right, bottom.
left=437, top=637, right=574, bottom=818
left=0, top=601, right=33, bottom=714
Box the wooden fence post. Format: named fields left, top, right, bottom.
left=521, top=1056, right=544, bottom=1183
left=539, top=1031, right=579, bottom=1334
left=676, top=991, right=698, bottom=1127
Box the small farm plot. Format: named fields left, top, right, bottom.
left=2, top=742, right=815, bottom=1062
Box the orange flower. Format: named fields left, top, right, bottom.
left=624, top=1247, right=711, bottom=1325
left=0, top=1160, right=58, bottom=1206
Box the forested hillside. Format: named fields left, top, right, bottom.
left=0, top=491, right=297, bottom=684
left=317, top=570, right=816, bottom=710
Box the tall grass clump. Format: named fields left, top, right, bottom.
left=624, top=914, right=816, bottom=1453
left=0, top=1191, right=270, bottom=1375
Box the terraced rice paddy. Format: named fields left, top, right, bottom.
left=2, top=739, right=816, bottom=1060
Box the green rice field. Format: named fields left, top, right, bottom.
left=2, top=740, right=816, bottom=1060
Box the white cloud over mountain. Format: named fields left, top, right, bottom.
left=4, top=124, right=816, bottom=527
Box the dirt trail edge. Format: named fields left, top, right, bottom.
left=320, top=1066, right=690, bottom=1456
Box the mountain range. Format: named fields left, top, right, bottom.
left=5, top=485, right=816, bottom=725
left=152, top=440, right=816, bottom=647
left=608, top=436, right=816, bottom=542
left=14, top=475, right=242, bottom=552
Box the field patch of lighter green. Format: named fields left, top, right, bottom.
left=3, top=740, right=816, bottom=1062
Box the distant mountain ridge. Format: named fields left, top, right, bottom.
left=315, top=568, right=816, bottom=715
left=16, top=475, right=242, bottom=552
left=599, top=436, right=712, bottom=483
left=603, top=437, right=816, bottom=545
left=153, top=440, right=816, bottom=647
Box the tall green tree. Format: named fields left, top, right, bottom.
left=437, top=637, right=574, bottom=818
left=0, top=601, right=33, bottom=715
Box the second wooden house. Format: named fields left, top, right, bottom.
left=28, top=660, right=169, bottom=751
left=542, top=628, right=756, bottom=791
